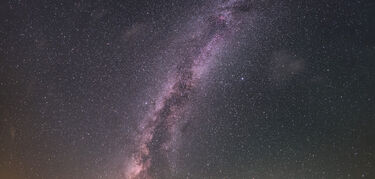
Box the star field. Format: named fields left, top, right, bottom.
left=0, top=0, right=374, bottom=179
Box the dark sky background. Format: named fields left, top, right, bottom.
left=1, top=0, right=374, bottom=178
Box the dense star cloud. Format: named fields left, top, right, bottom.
left=1, top=0, right=374, bottom=179
left=123, top=1, right=252, bottom=178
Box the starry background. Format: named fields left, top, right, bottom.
left=1, top=0, right=374, bottom=178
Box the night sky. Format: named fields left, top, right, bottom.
left=1, top=0, right=375, bottom=178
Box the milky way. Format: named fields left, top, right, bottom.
left=2, top=0, right=373, bottom=178
left=124, top=0, right=252, bottom=178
